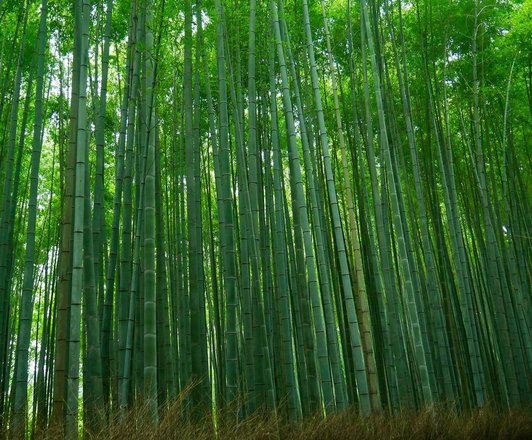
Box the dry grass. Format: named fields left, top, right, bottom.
left=279, top=407, right=532, bottom=440
left=9, top=402, right=528, bottom=439
left=76, top=403, right=532, bottom=440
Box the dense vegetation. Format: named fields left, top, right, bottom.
left=0, top=0, right=530, bottom=438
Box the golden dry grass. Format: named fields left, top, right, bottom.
left=3, top=398, right=527, bottom=439
left=52, top=403, right=531, bottom=440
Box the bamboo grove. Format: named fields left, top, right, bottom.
left=0, top=0, right=530, bottom=437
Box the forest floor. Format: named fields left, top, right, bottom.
left=40, top=403, right=531, bottom=439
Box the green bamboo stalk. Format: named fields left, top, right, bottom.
left=65, top=1, right=90, bottom=436
left=10, top=2, right=47, bottom=435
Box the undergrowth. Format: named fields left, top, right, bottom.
left=36, top=402, right=532, bottom=440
